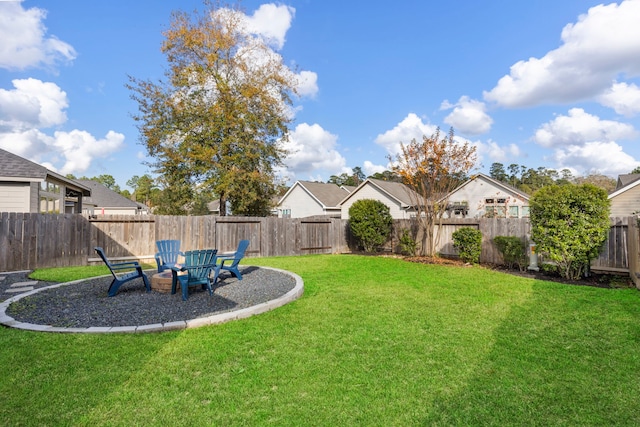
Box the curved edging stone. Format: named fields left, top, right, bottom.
left=0, top=266, right=303, bottom=334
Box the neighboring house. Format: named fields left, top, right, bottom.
left=608, top=174, right=640, bottom=216
left=207, top=200, right=222, bottom=216
left=615, top=173, right=640, bottom=191
left=78, top=180, right=148, bottom=215
left=0, top=148, right=90, bottom=214
left=339, top=178, right=418, bottom=220
left=277, top=181, right=353, bottom=218
left=445, top=173, right=530, bottom=218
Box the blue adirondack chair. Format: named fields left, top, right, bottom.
left=95, top=247, right=151, bottom=297
left=171, top=249, right=218, bottom=301
left=155, top=239, right=184, bottom=273
left=211, top=239, right=250, bottom=286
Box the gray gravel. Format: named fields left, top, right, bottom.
left=2, top=267, right=296, bottom=328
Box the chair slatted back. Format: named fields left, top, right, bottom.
left=156, top=240, right=182, bottom=265
left=183, top=249, right=218, bottom=284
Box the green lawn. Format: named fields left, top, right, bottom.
left=2, top=255, right=640, bottom=426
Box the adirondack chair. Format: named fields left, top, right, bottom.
left=155, top=239, right=184, bottom=273
left=94, top=247, right=151, bottom=297
left=171, top=249, right=218, bottom=301
left=211, top=239, right=250, bottom=285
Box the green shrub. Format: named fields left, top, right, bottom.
left=399, top=228, right=417, bottom=256
left=452, top=227, right=482, bottom=264
left=540, top=263, right=559, bottom=276
left=530, top=183, right=610, bottom=280
left=493, top=236, right=527, bottom=271
left=348, top=199, right=393, bottom=253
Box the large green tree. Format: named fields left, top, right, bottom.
left=127, top=2, right=297, bottom=216
left=126, top=174, right=157, bottom=207
left=530, top=183, right=610, bottom=280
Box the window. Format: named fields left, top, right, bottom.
left=281, top=209, right=291, bottom=218
left=509, top=206, right=519, bottom=217
left=485, top=198, right=494, bottom=204
left=521, top=206, right=530, bottom=217
left=486, top=205, right=506, bottom=218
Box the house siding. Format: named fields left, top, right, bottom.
left=610, top=185, right=640, bottom=216
left=340, top=183, right=410, bottom=219
left=447, top=177, right=529, bottom=218
left=278, top=185, right=324, bottom=218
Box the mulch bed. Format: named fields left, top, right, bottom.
left=404, top=255, right=635, bottom=289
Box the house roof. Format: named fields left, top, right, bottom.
left=280, top=181, right=351, bottom=208
left=448, top=173, right=530, bottom=201
left=0, top=148, right=90, bottom=196
left=340, top=178, right=417, bottom=208
left=609, top=174, right=640, bottom=199
left=77, top=179, right=140, bottom=209
left=615, top=174, right=640, bottom=191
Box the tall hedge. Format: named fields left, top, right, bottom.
left=348, top=199, right=393, bottom=253
left=530, top=183, right=610, bottom=280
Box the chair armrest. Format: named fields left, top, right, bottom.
left=110, top=261, right=141, bottom=270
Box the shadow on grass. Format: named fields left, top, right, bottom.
left=420, top=281, right=640, bottom=425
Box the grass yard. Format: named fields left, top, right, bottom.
left=1, top=255, right=640, bottom=426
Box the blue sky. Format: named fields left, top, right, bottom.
left=2, top=0, right=640, bottom=190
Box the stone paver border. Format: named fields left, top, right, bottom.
left=0, top=266, right=303, bottom=334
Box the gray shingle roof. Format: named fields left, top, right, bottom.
left=298, top=181, right=351, bottom=207
left=78, top=179, right=139, bottom=208
left=616, top=174, right=640, bottom=190
left=0, top=148, right=90, bottom=195
left=365, top=178, right=417, bottom=207
left=0, top=148, right=51, bottom=180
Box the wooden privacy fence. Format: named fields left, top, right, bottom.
left=0, top=213, right=638, bottom=285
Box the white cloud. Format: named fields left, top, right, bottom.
left=0, top=77, right=125, bottom=175
left=0, top=128, right=125, bottom=175
left=374, top=113, right=438, bottom=157
left=484, top=0, right=640, bottom=108
left=475, top=140, right=522, bottom=164
left=0, top=1, right=76, bottom=70
left=552, top=141, right=639, bottom=177
left=51, top=130, right=125, bottom=175
left=0, top=78, right=68, bottom=130
left=245, top=3, right=295, bottom=50
left=296, top=70, right=318, bottom=98
left=441, top=96, right=493, bottom=135
left=363, top=160, right=388, bottom=177
left=598, top=81, right=640, bottom=117
left=281, top=123, right=348, bottom=178
left=533, top=108, right=637, bottom=147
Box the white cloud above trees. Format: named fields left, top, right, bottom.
left=281, top=123, right=348, bottom=178
left=441, top=96, right=493, bottom=135
left=533, top=108, right=637, bottom=147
